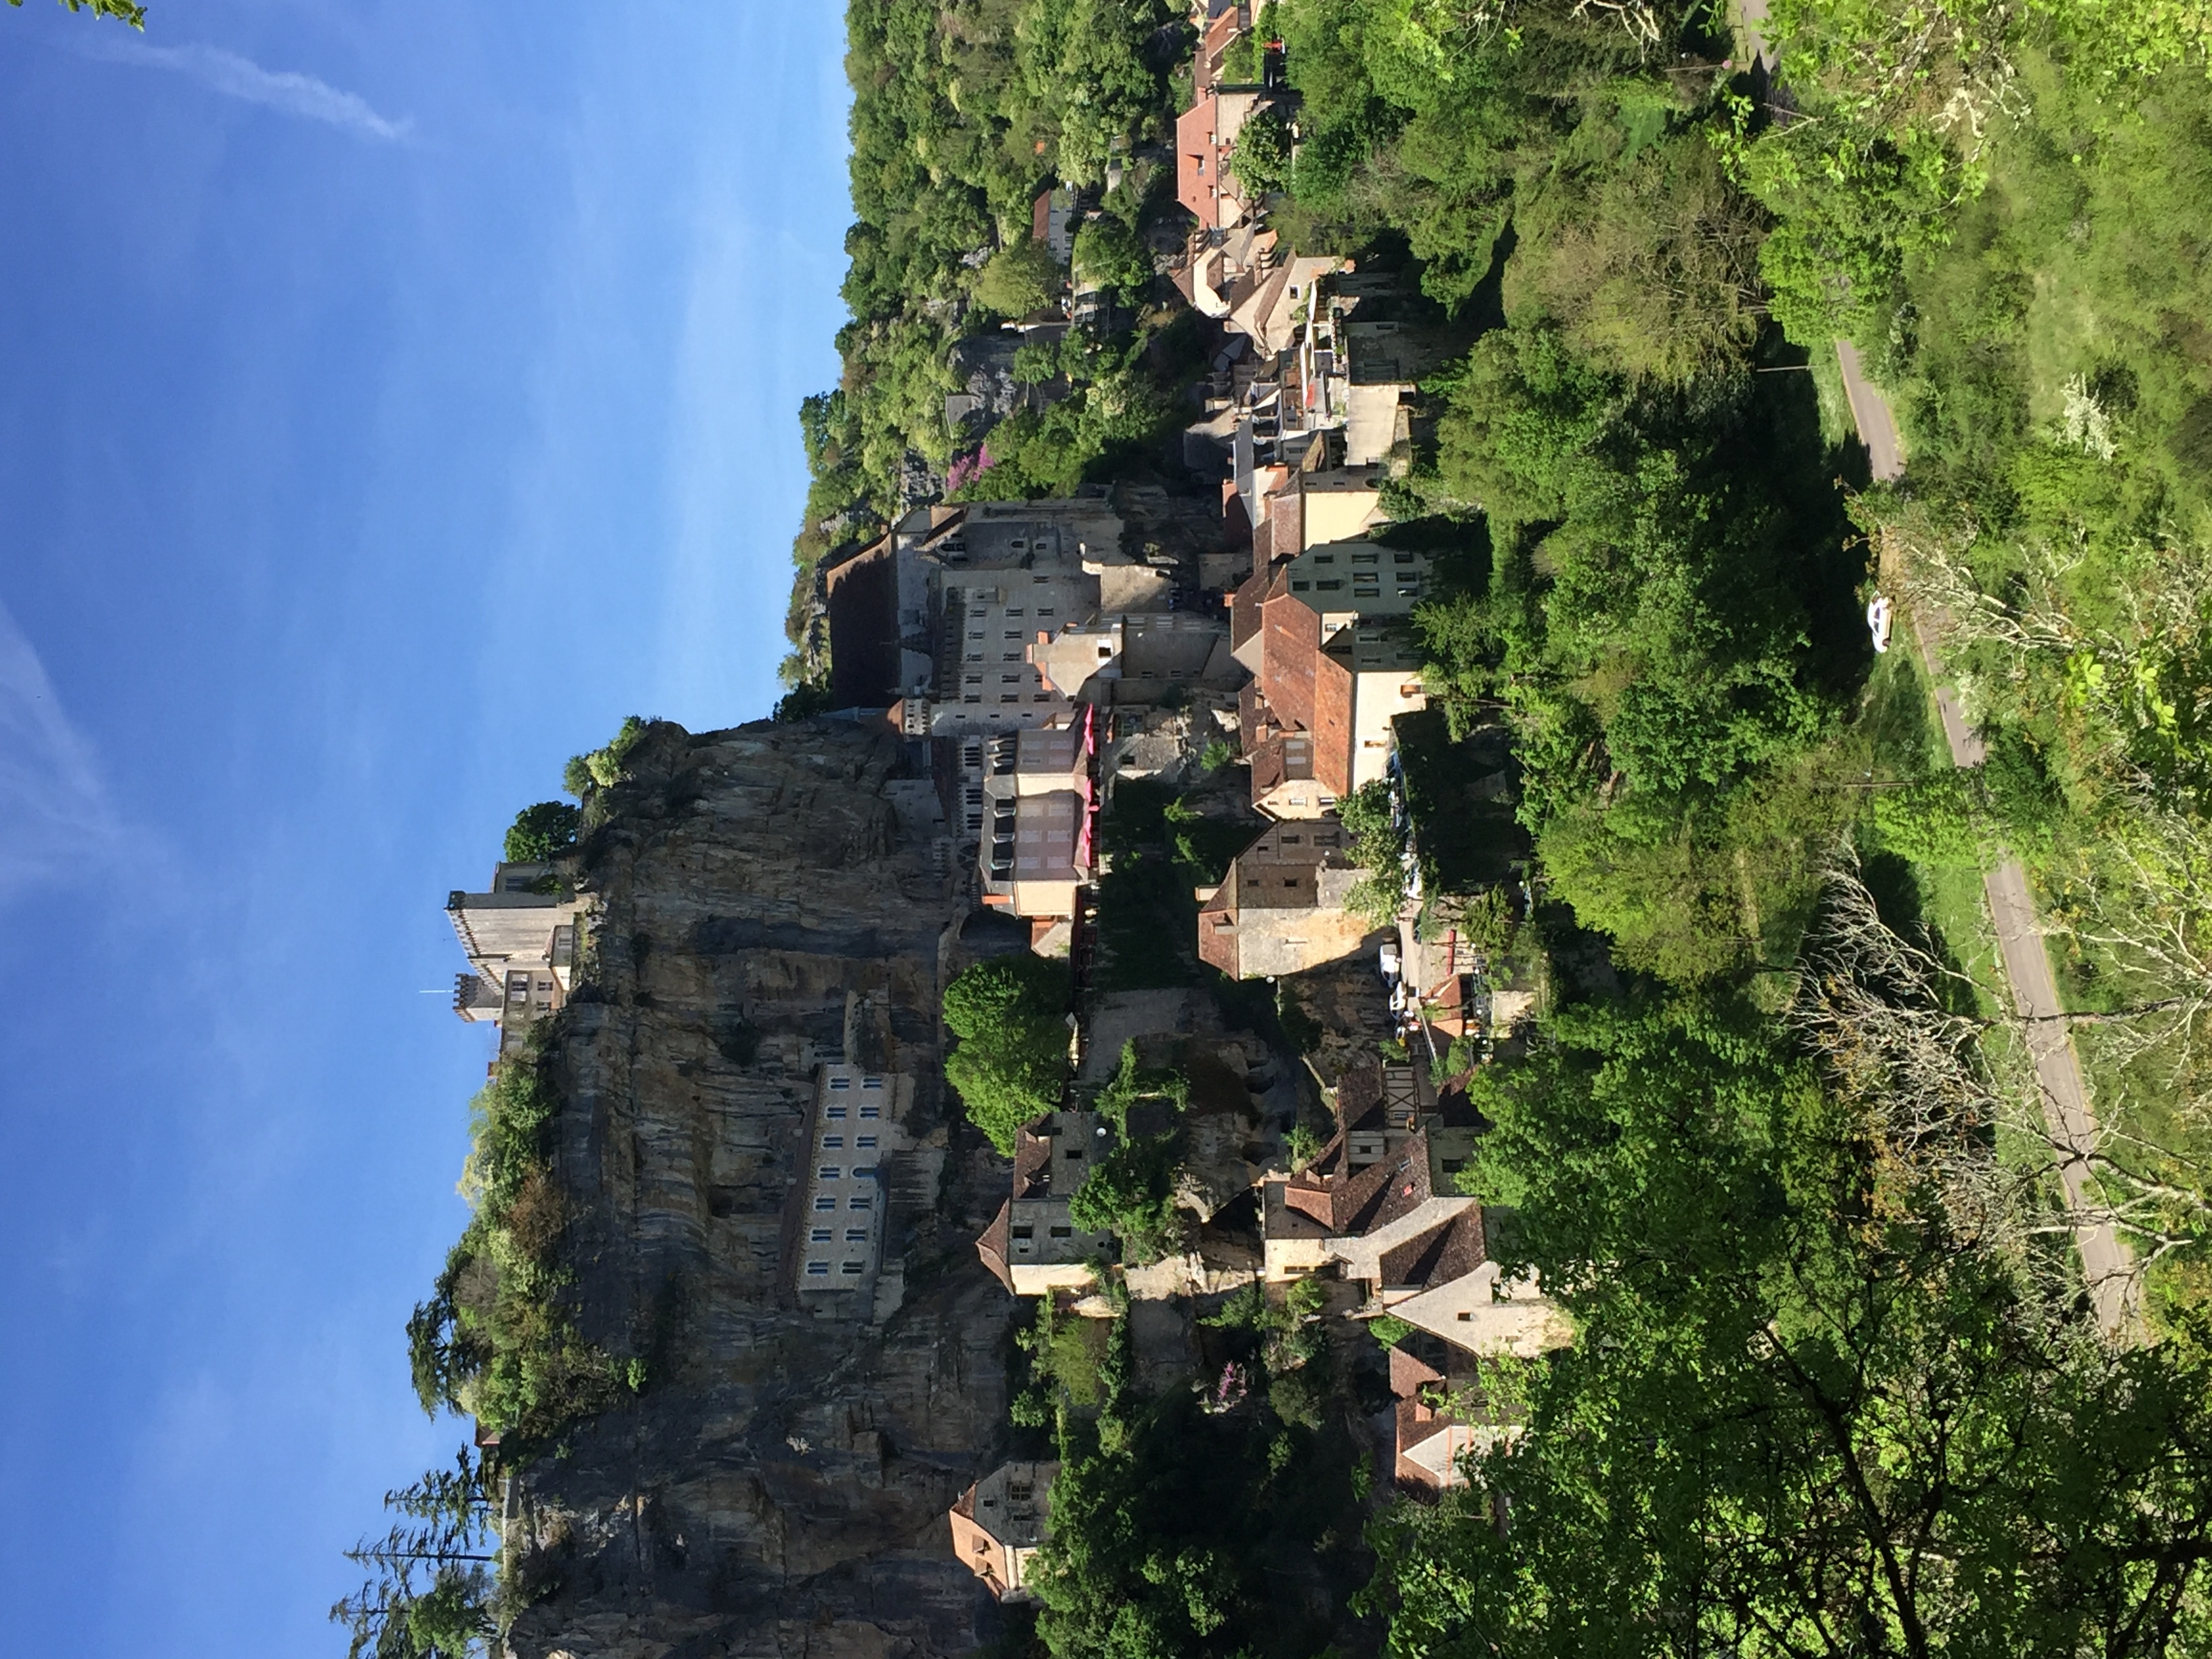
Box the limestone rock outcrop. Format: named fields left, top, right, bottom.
left=505, top=720, right=1015, bottom=1659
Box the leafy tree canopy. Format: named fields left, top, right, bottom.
left=943, top=954, right=1073, bottom=1152
left=501, top=802, right=579, bottom=865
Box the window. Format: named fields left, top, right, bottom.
left=1281, top=834, right=1302, bottom=845
left=1000, top=693, right=1019, bottom=703
left=811, top=1227, right=832, bottom=1242
left=1037, top=607, right=1053, bottom=617
left=1049, top=1225, right=1073, bottom=1239
left=850, top=1195, right=872, bottom=1210
left=1352, top=550, right=1379, bottom=565
left=1064, top=1147, right=1083, bottom=1161
left=821, top=1135, right=843, bottom=1149
left=1317, top=579, right=1343, bottom=592
left=1313, top=552, right=1335, bottom=565
left=815, top=1195, right=837, bottom=1211
left=1456, top=1310, right=1473, bottom=1323
left=856, top=1135, right=878, bottom=1149
left=863, top=1077, right=882, bottom=1090
left=1011, top=1225, right=1033, bottom=1240
left=853, top=1166, right=878, bottom=1179
left=1005, top=630, right=1022, bottom=640
left=859, top=1105, right=880, bottom=1120
left=966, top=653, right=983, bottom=663
left=1292, top=580, right=1310, bottom=592
left=826, top=1105, right=846, bottom=1120
left=818, top=1166, right=842, bottom=1181
left=806, top=1261, right=830, bottom=1277
left=964, top=695, right=982, bottom=704
left=1032, top=573, right=1048, bottom=584
left=846, top=1228, right=869, bottom=1242
left=1006, top=609, right=1023, bottom=617
left=830, top=1077, right=850, bottom=1091
left=841, top=1261, right=865, bottom=1276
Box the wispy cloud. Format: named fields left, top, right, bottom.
left=0, top=601, right=126, bottom=896
left=83, top=38, right=413, bottom=142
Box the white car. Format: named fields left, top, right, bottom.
left=1866, top=594, right=1894, bottom=655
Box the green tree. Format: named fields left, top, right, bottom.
left=1371, top=994, right=2212, bottom=1656
left=501, top=802, right=579, bottom=865
left=331, top=1450, right=497, bottom=1659
left=943, top=955, right=1073, bottom=1152
left=9, top=0, right=145, bottom=24
left=1067, top=1134, right=1181, bottom=1262
left=1506, top=129, right=1767, bottom=384
left=1226, top=103, right=1292, bottom=197
left=565, top=714, right=651, bottom=794
left=1071, top=211, right=1150, bottom=295
left=972, top=237, right=1063, bottom=319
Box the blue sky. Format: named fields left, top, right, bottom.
left=0, top=4, right=847, bottom=1653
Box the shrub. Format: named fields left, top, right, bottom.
left=1370, top=1313, right=1416, bottom=1349
left=566, top=715, right=652, bottom=794
left=407, top=1055, right=621, bottom=1445
left=1069, top=1135, right=1183, bottom=1264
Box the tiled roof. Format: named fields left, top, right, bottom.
left=1248, top=733, right=1289, bottom=795
left=975, top=1199, right=1014, bottom=1292
left=1388, top=1341, right=1444, bottom=1398
left=1378, top=1207, right=1486, bottom=1292
left=1011, top=1123, right=1054, bottom=1198
left=1334, top=1057, right=1385, bottom=1135
left=1331, top=1130, right=1433, bottom=1236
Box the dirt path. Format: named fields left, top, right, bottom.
left=1841, top=342, right=2139, bottom=1336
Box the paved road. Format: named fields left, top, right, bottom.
left=1843, top=342, right=2139, bottom=1336
left=1736, top=0, right=1778, bottom=70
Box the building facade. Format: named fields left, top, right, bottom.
left=976, top=1110, right=1115, bottom=1296
left=794, top=1066, right=913, bottom=1303
left=947, top=1460, right=1058, bottom=1600
left=447, top=862, right=586, bottom=1059
left=1195, top=817, right=1380, bottom=979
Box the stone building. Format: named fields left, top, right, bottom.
left=1254, top=1057, right=1567, bottom=1486
left=975, top=717, right=1096, bottom=923
left=1027, top=611, right=1239, bottom=708
left=794, top=1065, right=913, bottom=1308
left=447, top=862, right=586, bottom=1059
left=820, top=497, right=1149, bottom=731
left=976, top=1111, right=1114, bottom=1296
left=1230, top=537, right=1434, bottom=808
left=1195, top=817, right=1381, bottom=979
left=947, top=1460, right=1058, bottom=1600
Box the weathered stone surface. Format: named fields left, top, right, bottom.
left=507, top=721, right=1017, bottom=1659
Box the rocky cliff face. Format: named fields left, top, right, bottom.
left=506, top=720, right=1016, bottom=1659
